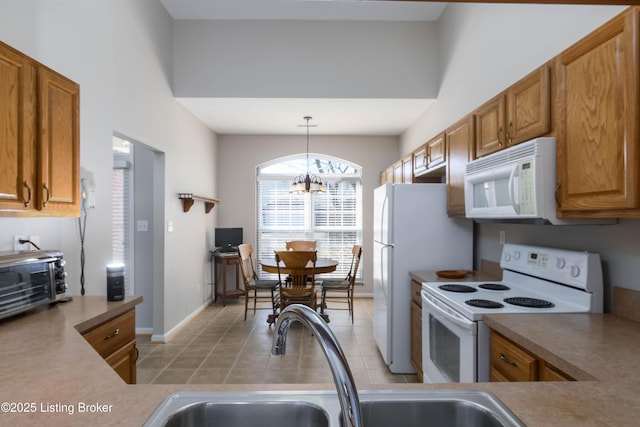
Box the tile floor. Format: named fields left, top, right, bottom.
left=136, top=298, right=419, bottom=385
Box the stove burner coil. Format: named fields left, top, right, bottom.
left=438, top=284, right=477, bottom=293
left=465, top=299, right=504, bottom=309
left=503, top=297, right=555, bottom=308
left=478, top=283, right=511, bottom=291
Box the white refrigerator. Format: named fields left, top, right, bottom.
left=373, top=183, right=473, bottom=373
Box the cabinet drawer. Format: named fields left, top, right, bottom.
left=490, top=332, right=537, bottom=381
left=411, top=280, right=422, bottom=306
left=539, top=361, right=574, bottom=382
left=83, top=309, right=135, bottom=359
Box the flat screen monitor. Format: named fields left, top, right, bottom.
left=215, top=228, right=243, bottom=250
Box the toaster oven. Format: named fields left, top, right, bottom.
left=0, top=250, right=68, bottom=321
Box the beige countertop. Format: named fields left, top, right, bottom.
left=0, top=295, right=639, bottom=426
left=410, top=269, right=501, bottom=284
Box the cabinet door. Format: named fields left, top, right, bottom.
left=426, top=132, right=446, bottom=169
left=379, top=170, right=387, bottom=186
left=446, top=115, right=475, bottom=217
left=412, top=144, right=428, bottom=177
left=392, top=160, right=403, bottom=183
left=410, top=300, right=423, bottom=382
left=38, top=68, right=80, bottom=215
left=506, top=63, right=551, bottom=146
left=402, top=155, right=413, bottom=183
left=0, top=43, right=36, bottom=213
left=539, top=361, right=574, bottom=382
left=105, top=341, right=137, bottom=384
left=475, top=94, right=505, bottom=158
left=556, top=9, right=640, bottom=213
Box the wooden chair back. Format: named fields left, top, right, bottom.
left=238, top=243, right=257, bottom=285
left=345, top=244, right=362, bottom=288
left=275, top=250, right=318, bottom=309
left=285, top=240, right=317, bottom=251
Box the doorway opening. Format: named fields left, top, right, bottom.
left=112, top=133, right=165, bottom=336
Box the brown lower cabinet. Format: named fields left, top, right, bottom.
left=82, top=309, right=137, bottom=384
left=490, top=331, right=573, bottom=382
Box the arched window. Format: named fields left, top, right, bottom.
left=257, top=154, right=362, bottom=280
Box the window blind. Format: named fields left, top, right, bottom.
left=257, top=167, right=362, bottom=281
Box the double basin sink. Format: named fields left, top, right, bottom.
left=143, top=390, right=525, bottom=427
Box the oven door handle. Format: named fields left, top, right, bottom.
left=422, top=291, right=476, bottom=334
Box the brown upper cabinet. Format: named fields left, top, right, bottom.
left=0, top=41, right=80, bottom=217
left=0, top=43, right=36, bottom=213
left=475, top=64, right=551, bottom=158
left=413, top=132, right=446, bottom=181
left=402, top=154, right=413, bottom=183
left=426, top=132, right=446, bottom=170
left=392, top=160, right=403, bottom=184
left=556, top=7, right=640, bottom=217
left=412, top=144, right=429, bottom=177
left=446, top=115, right=475, bottom=217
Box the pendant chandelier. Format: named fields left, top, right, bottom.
left=290, top=116, right=326, bottom=194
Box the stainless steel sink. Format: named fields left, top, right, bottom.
left=144, top=390, right=525, bottom=427
left=343, top=391, right=523, bottom=427
left=162, top=401, right=329, bottom=427
left=144, top=391, right=335, bottom=427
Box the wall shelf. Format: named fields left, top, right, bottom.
left=178, top=193, right=220, bottom=213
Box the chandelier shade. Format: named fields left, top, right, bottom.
left=290, top=116, right=326, bottom=194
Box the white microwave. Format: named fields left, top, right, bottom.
left=464, top=137, right=613, bottom=225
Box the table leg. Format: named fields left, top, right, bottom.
left=221, top=259, right=228, bottom=306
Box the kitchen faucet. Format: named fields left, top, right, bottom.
left=272, top=304, right=363, bottom=427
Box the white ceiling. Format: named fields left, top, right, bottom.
left=161, top=1, right=448, bottom=135
left=160, top=0, right=448, bottom=22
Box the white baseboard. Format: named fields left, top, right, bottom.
left=135, top=327, right=153, bottom=335
left=150, top=298, right=212, bottom=343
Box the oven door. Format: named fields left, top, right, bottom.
left=0, top=259, right=55, bottom=320
left=421, top=290, right=477, bottom=383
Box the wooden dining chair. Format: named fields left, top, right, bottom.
left=285, top=240, right=317, bottom=251
left=320, top=245, right=362, bottom=323
left=274, top=250, right=318, bottom=312
left=238, top=244, right=279, bottom=323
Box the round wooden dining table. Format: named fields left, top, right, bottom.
left=260, top=257, right=338, bottom=275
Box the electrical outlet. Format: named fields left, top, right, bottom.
left=14, top=235, right=30, bottom=251
left=499, top=230, right=506, bottom=245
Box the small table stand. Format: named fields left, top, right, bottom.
left=210, top=252, right=244, bottom=306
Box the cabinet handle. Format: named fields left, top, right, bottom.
left=426, top=147, right=431, bottom=164
left=499, top=353, right=518, bottom=367
left=42, top=183, right=51, bottom=207
left=497, top=127, right=503, bottom=146
left=555, top=183, right=561, bottom=208
left=23, top=181, right=31, bottom=207
left=134, top=344, right=140, bottom=362
left=104, top=328, right=120, bottom=340
left=506, top=121, right=513, bottom=145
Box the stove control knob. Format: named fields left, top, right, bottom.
left=569, top=265, right=580, bottom=277
left=556, top=258, right=566, bottom=269
left=503, top=253, right=511, bottom=262
left=513, top=251, right=521, bottom=260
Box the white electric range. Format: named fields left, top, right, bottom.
left=421, top=243, right=603, bottom=383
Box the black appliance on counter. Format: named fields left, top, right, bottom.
left=0, top=250, right=68, bottom=321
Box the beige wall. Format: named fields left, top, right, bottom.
left=216, top=134, right=399, bottom=294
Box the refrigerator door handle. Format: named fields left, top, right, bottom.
left=379, top=243, right=393, bottom=299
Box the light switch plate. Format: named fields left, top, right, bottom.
left=137, top=220, right=149, bottom=232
